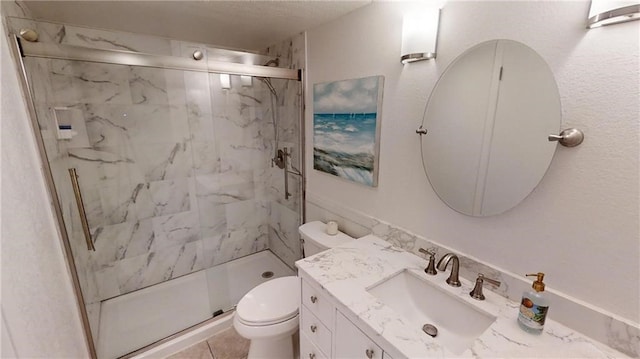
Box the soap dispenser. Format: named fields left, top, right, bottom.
left=517, top=272, right=549, bottom=334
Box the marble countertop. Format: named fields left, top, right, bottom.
left=296, top=235, right=628, bottom=358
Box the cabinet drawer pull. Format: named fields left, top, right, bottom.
left=310, top=324, right=317, bottom=333
left=309, top=353, right=315, bottom=359
left=310, top=295, right=318, bottom=303
left=366, top=349, right=374, bottom=359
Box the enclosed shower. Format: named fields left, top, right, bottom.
left=8, top=17, right=304, bottom=358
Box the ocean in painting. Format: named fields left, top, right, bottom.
left=313, top=112, right=377, bottom=186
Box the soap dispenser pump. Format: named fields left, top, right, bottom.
left=517, top=272, right=549, bottom=334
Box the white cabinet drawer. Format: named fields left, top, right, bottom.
left=301, top=305, right=332, bottom=357
left=301, top=278, right=335, bottom=328
left=300, top=331, right=328, bottom=359
left=335, top=311, right=382, bottom=359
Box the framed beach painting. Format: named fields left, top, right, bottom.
left=313, top=76, right=384, bottom=187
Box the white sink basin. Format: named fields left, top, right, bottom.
left=367, top=269, right=496, bottom=355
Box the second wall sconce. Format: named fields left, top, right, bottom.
left=587, top=0, right=640, bottom=28
left=401, top=2, right=442, bottom=64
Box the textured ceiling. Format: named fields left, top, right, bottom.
left=23, top=1, right=372, bottom=52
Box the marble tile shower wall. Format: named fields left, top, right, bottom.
left=263, top=33, right=305, bottom=268
left=10, top=18, right=292, bottom=304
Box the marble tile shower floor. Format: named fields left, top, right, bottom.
left=167, top=327, right=250, bottom=359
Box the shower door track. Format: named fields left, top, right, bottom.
left=18, top=38, right=301, bottom=81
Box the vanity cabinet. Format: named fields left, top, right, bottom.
left=300, top=277, right=394, bottom=359
left=296, top=235, right=629, bottom=359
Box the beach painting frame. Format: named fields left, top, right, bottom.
left=313, top=76, right=384, bottom=187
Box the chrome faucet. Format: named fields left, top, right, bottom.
left=436, top=253, right=461, bottom=287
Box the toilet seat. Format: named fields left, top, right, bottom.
left=236, top=276, right=299, bottom=326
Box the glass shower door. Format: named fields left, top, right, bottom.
left=23, top=55, right=224, bottom=357
left=23, top=50, right=303, bottom=357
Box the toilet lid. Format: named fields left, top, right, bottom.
left=236, top=276, right=300, bottom=326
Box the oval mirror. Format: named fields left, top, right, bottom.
left=421, top=40, right=561, bottom=216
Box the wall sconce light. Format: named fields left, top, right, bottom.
left=220, top=73, right=231, bottom=89
left=401, top=3, right=442, bottom=64
left=587, top=0, right=640, bottom=28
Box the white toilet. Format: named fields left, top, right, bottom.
left=233, top=221, right=354, bottom=359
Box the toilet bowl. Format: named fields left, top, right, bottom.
left=233, top=276, right=300, bottom=359
left=233, top=221, right=354, bottom=359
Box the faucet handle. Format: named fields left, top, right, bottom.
left=481, top=273, right=501, bottom=287
left=418, top=248, right=437, bottom=275
left=469, top=273, right=501, bottom=301
left=418, top=248, right=435, bottom=257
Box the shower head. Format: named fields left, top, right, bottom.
left=258, top=58, right=280, bottom=96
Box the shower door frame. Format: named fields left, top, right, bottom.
left=9, top=34, right=305, bottom=359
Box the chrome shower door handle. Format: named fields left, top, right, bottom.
left=68, top=168, right=95, bottom=251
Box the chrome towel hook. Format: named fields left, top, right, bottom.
left=548, top=128, right=584, bottom=147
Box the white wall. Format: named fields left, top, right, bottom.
left=0, top=12, right=90, bottom=358
left=306, top=1, right=639, bottom=324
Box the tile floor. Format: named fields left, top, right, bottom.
left=167, top=327, right=250, bottom=359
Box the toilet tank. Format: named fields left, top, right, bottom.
left=299, top=221, right=354, bottom=257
